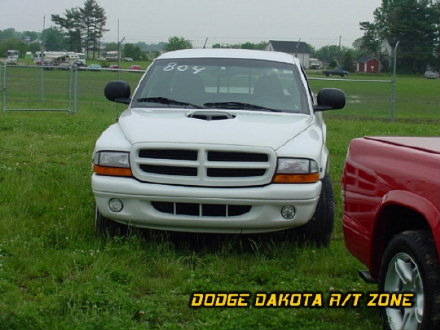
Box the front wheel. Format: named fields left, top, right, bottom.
left=294, top=175, right=334, bottom=246
left=95, top=207, right=127, bottom=237
left=379, top=230, right=440, bottom=330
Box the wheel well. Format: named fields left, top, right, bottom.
left=371, top=205, right=431, bottom=278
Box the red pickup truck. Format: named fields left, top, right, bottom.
left=342, top=136, right=440, bottom=330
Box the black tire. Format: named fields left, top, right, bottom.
left=95, top=207, right=127, bottom=237
left=379, top=230, right=440, bottom=330
left=294, top=175, right=334, bottom=247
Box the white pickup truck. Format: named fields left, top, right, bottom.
left=92, top=49, right=345, bottom=245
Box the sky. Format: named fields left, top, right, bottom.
left=0, top=0, right=383, bottom=49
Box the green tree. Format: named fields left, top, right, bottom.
left=22, top=31, right=40, bottom=42
left=436, top=1, right=440, bottom=64
left=366, top=0, right=439, bottom=73
left=105, top=42, right=119, bottom=52
left=52, top=0, right=107, bottom=57
left=315, top=45, right=357, bottom=70
left=164, top=36, right=192, bottom=52
left=123, top=43, right=144, bottom=60
left=79, top=0, right=107, bottom=59
left=0, top=28, right=18, bottom=41
left=212, top=41, right=268, bottom=50
left=315, top=45, right=341, bottom=67
left=42, top=27, right=64, bottom=51
left=240, top=41, right=268, bottom=50
left=136, top=41, right=166, bottom=53
left=358, top=21, right=381, bottom=56
left=52, top=8, right=82, bottom=52
left=0, top=39, right=27, bottom=57
left=212, top=43, right=241, bottom=49
left=341, top=49, right=356, bottom=72
left=28, top=42, right=41, bottom=54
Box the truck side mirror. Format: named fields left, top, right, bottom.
left=104, top=80, right=131, bottom=104
left=314, top=88, right=345, bottom=111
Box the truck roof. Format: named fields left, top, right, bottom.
left=365, top=136, right=440, bottom=154
left=157, top=48, right=299, bottom=65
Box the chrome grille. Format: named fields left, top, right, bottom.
left=131, top=144, right=276, bottom=187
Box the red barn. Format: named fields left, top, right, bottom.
left=356, top=56, right=380, bottom=73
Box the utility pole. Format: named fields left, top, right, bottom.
left=117, top=19, right=125, bottom=80
left=337, top=36, right=342, bottom=67
left=117, top=19, right=120, bottom=69
left=40, top=16, right=46, bottom=101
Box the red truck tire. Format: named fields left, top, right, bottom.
left=379, top=230, right=440, bottom=330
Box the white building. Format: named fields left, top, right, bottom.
left=266, top=40, right=312, bottom=69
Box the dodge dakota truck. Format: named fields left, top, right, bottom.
left=92, top=48, right=345, bottom=245
left=342, top=136, right=440, bottom=330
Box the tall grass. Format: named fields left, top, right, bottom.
left=0, top=72, right=438, bottom=329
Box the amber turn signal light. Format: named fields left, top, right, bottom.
left=273, top=172, right=320, bottom=183
left=93, top=164, right=133, bottom=177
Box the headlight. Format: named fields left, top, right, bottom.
left=93, top=151, right=133, bottom=177
left=273, top=158, right=320, bottom=183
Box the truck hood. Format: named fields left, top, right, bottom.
left=117, top=108, right=313, bottom=150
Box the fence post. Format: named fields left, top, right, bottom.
left=67, top=66, right=79, bottom=114
left=40, top=64, right=45, bottom=102
left=390, top=41, right=399, bottom=121
left=73, top=67, right=78, bottom=114
left=68, top=66, right=73, bottom=113
left=2, top=63, right=6, bottom=112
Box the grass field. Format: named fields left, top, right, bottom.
left=0, top=70, right=439, bottom=329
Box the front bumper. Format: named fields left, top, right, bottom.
left=92, top=174, right=321, bottom=234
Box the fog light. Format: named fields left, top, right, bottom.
left=109, top=198, right=123, bottom=212
left=281, top=205, right=295, bottom=219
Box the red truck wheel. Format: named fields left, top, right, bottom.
left=379, top=230, right=440, bottom=330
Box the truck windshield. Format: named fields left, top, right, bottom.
left=132, top=58, right=309, bottom=114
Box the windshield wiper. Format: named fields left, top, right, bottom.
left=204, top=101, right=281, bottom=112
left=136, top=97, right=204, bottom=109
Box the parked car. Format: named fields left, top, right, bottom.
left=88, top=64, right=102, bottom=71
left=109, top=65, right=120, bottom=70
left=5, top=56, right=18, bottom=65
left=129, top=64, right=142, bottom=71
left=58, top=62, right=78, bottom=70
left=42, top=60, right=55, bottom=70
left=342, top=136, right=440, bottom=330
left=424, top=70, right=439, bottom=79
left=322, top=67, right=349, bottom=77
left=92, top=49, right=345, bottom=245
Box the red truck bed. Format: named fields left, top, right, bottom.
left=342, top=136, right=440, bottom=276
left=342, top=135, right=440, bottom=330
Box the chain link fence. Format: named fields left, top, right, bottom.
left=1, top=64, right=438, bottom=121
left=308, top=75, right=439, bottom=121
left=2, top=64, right=79, bottom=113
left=1, top=64, right=144, bottom=114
